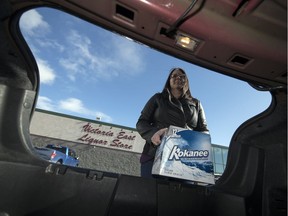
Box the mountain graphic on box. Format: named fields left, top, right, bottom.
left=152, top=125, right=215, bottom=184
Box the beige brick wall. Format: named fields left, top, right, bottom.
left=30, top=110, right=144, bottom=176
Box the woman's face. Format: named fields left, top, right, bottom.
left=169, top=69, right=187, bottom=91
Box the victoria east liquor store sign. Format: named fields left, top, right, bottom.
left=77, top=123, right=139, bottom=151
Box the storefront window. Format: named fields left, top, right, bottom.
left=222, top=148, right=228, bottom=166
left=212, top=146, right=228, bottom=175
left=215, top=163, right=224, bottom=174
left=213, top=147, right=223, bottom=164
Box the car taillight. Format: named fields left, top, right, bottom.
left=50, top=151, right=57, bottom=159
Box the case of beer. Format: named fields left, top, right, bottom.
left=152, top=125, right=215, bottom=184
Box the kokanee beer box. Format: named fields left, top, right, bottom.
left=152, top=126, right=215, bottom=184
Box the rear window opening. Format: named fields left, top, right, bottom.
left=19, top=7, right=271, bottom=177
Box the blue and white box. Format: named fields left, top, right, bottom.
left=152, top=125, right=215, bottom=184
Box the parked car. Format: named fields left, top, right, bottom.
left=0, top=0, right=286, bottom=216
left=35, top=144, right=79, bottom=167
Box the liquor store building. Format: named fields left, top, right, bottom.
left=30, top=109, right=229, bottom=177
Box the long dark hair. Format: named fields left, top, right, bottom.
left=162, top=68, right=193, bottom=100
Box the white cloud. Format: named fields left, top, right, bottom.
left=93, top=112, right=113, bottom=123
left=36, top=96, right=55, bottom=111
left=20, top=9, right=50, bottom=36
left=35, top=39, right=65, bottom=52
left=20, top=10, right=64, bottom=53
left=59, top=98, right=86, bottom=113
left=59, top=30, right=145, bottom=81
left=20, top=10, right=146, bottom=84
left=59, top=98, right=113, bottom=122
left=36, top=96, right=113, bottom=122
left=36, top=58, right=56, bottom=85
left=58, top=30, right=94, bottom=80
left=111, top=36, right=144, bottom=73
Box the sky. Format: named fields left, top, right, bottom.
left=19, top=8, right=271, bottom=147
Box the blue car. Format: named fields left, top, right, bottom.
left=35, top=144, right=79, bottom=167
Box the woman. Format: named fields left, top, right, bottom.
left=136, top=68, right=209, bottom=178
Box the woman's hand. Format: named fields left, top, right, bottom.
left=151, top=128, right=168, bottom=146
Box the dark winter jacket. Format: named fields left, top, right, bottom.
left=136, top=90, right=209, bottom=162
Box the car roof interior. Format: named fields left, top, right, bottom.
left=0, top=0, right=286, bottom=215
